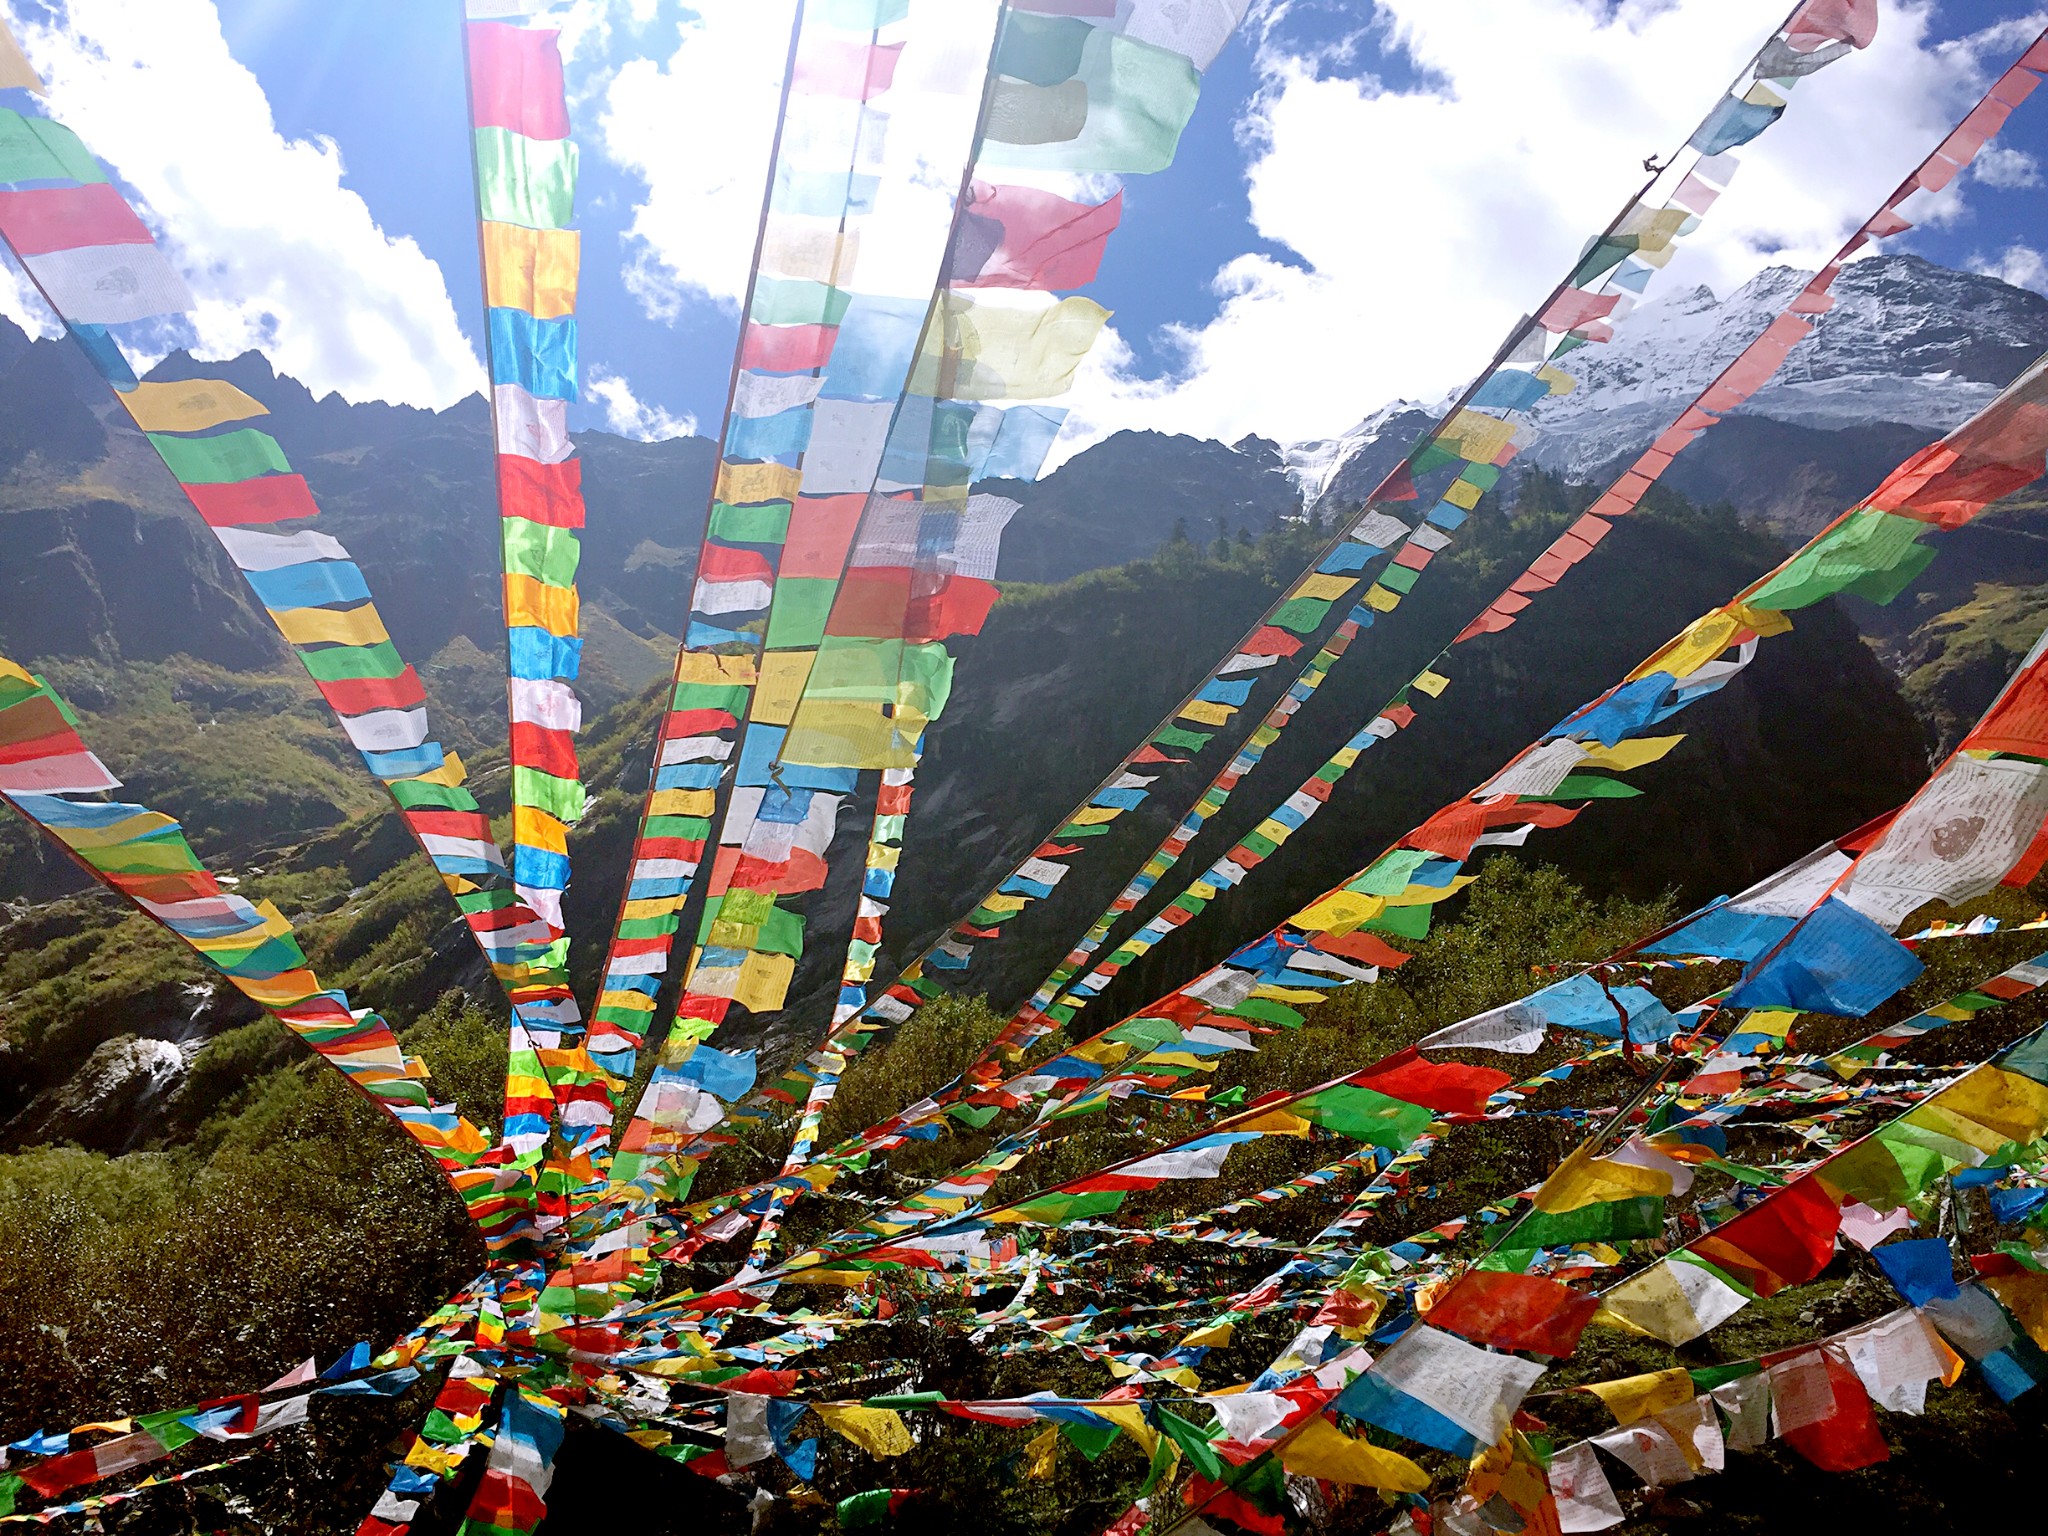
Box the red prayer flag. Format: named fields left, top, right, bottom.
left=317, top=667, right=426, bottom=714
left=1425, top=1270, right=1601, bottom=1357
left=792, top=38, right=904, bottom=100
left=1778, top=1352, right=1890, bottom=1471
left=952, top=182, right=1123, bottom=289
left=498, top=456, right=585, bottom=528
left=1689, top=1174, right=1841, bottom=1296
left=904, top=575, right=1000, bottom=642
left=826, top=566, right=913, bottom=637
left=1537, top=288, right=1621, bottom=333
left=1351, top=1048, right=1511, bottom=1116
left=0, top=182, right=154, bottom=255
left=1786, top=0, right=1878, bottom=50
left=466, top=22, right=571, bottom=139
left=184, top=473, right=321, bottom=527
left=740, top=322, right=836, bottom=374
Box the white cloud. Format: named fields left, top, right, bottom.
left=1975, top=144, right=2042, bottom=187
left=1971, top=241, right=2048, bottom=293
left=1059, top=0, right=2028, bottom=452
left=5, top=0, right=481, bottom=408
left=586, top=364, right=698, bottom=439
left=595, top=0, right=799, bottom=317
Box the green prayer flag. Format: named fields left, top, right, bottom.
left=1512, top=1195, right=1665, bottom=1247
left=766, top=577, right=838, bottom=649
left=0, top=109, right=106, bottom=186
left=708, top=500, right=792, bottom=544
left=1270, top=595, right=1334, bottom=634
left=749, top=276, right=852, bottom=327
left=1295, top=1083, right=1435, bottom=1150
left=1379, top=561, right=1420, bottom=594
left=1352, top=847, right=1432, bottom=896
left=1153, top=725, right=1212, bottom=751
left=757, top=903, right=805, bottom=958
left=983, top=30, right=1199, bottom=175
left=1747, top=509, right=1934, bottom=612
left=1060, top=1417, right=1121, bottom=1461
left=837, top=1489, right=898, bottom=1528
left=299, top=640, right=405, bottom=682
left=474, top=126, right=577, bottom=230
left=1221, top=998, right=1303, bottom=1027
left=997, top=11, right=1091, bottom=84
left=1526, top=774, right=1642, bottom=802
left=672, top=681, right=748, bottom=715
left=1156, top=1407, right=1225, bottom=1481
left=1009, top=1188, right=1126, bottom=1223
left=501, top=517, right=581, bottom=586
left=149, top=428, right=292, bottom=485
left=389, top=779, right=469, bottom=811
left=512, top=766, right=586, bottom=821
left=1364, top=901, right=1433, bottom=941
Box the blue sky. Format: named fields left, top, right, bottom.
left=7, top=0, right=2048, bottom=454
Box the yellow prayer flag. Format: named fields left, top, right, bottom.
left=1914, top=1066, right=2048, bottom=1152
left=482, top=221, right=580, bottom=319
left=0, top=21, right=46, bottom=92
left=1067, top=806, right=1120, bottom=825
left=1726, top=600, right=1794, bottom=638
left=1089, top=1403, right=1158, bottom=1455
left=1412, top=670, right=1450, bottom=698
left=504, top=573, right=577, bottom=636
left=1281, top=1416, right=1430, bottom=1492
left=1024, top=1426, right=1059, bottom=1479
left=733, top=949, right=796, bottom=1013
left=648, top=788, right=717, bottom=818
left=715, top=459, right=803, bottom=506
left=1179, top=699, right=1236, bottom=727
left=676, top=651, right=757, bottom=686
left=1364, top=584, right=1401, bottom=613
left=1582, top=1368, right=1695, bottom=1425
left=1628, top=609, right=1739, bottom=683
left=753, top=649, right=816, bottom=725
left=1233, top=1107, right=1311, bottom=1137
left=271, top=603, right=390, bottom=647
left=404, top=751, right=468, bottom=789
left=1289, top=888, right=1385, bottom=935
left=513, top=805, right=570, bottom=856
left=1537, top=365, right=1576, bottom=396
left=621, top=895, right=686, bottom=921
left=1291, top=573, right=1355, bottom=602
left=816, top=1404, right=912, bottom=1458
left=1577, top=735, right=1684, bottom=772
left=759, top=215, right=860, bottom=285
left=1532, top=1144, right=1673, bottom=1215
left=1436, top=408, right=1516, bottom=463
left=238, top=968, right=322, bottom=1006
left=119, top=379, right=268, bottom=433
left=1442, top=476, right=1485, bottom=510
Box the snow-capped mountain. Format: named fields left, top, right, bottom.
left=1302, top=255, right=2048, bottom=527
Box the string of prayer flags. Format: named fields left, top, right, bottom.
left=460, top=6, right=597, bottom=1162
left=1456, top=21, right=2048, bottom=653
left=845, top=0, right=1887, bottom=1065
left=1598, top=1022, right=2048, bottom=1344
left=657, top=3, right=1261, bottom=1269
left=600, top=0, right=1009, bottom=1198
left=0, top=660, right=516, bottom=1246
left=0, top=91, right=575, bottom=1179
